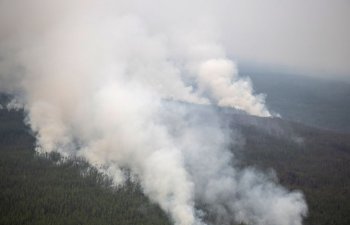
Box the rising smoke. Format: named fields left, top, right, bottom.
left=0, top=1, right=307, bottom=224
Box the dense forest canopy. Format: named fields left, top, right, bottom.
left=0, top=105, right=349, bottom=225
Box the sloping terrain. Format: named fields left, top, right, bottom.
left=226, top=112, right=350, bottom=225
left=0, top=107, right=349, bottom=225
left=0, top=109, right=171, bottom=225
left=240, top=63, right=350, bottom=133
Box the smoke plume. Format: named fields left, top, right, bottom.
left=0, top=1, right=306, bottom=225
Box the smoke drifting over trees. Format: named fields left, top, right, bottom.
left=0, top=1, right=306, bottom=225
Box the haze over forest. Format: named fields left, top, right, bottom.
left=0, top=1, right=349, bottom=225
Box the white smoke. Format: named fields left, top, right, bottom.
left=0, top=1, right=306, bottom=225
left=197, top=59, right=270, bottom=116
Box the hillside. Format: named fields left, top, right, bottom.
left=0, top=109, right=171, bottom=225
left=239, top=63, right=350, bottom=133
left=0, top=107, right=349, bottom=225
left=225, top=112, right=350, bottom=225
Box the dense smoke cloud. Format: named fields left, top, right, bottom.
left=0, top=1, right=306, bottom=225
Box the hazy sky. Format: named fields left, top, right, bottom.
left=217, top=0, right=350, bottom=79
left=0, top=0, right=349, bottom=80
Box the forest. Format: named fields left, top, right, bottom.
left=0, top=109, right=171, bottom=225
left=0, top=107, right=349, bottom=225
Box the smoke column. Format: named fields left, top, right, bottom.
left=0, top=1, right=307, bottom=224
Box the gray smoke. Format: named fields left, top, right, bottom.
left=0, top=1, right=307, bottom=225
